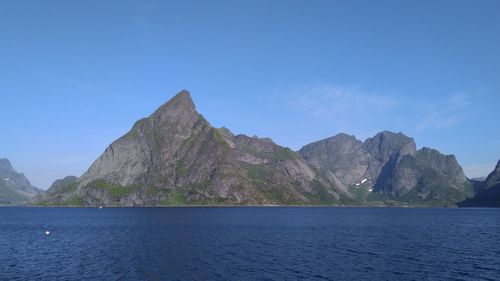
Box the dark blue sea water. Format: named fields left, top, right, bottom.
left=1, top=207, right=499, bottom=281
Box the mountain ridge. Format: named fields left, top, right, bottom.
left=37, top=90, right=351, bottom=206
left=35, top=90, right=479, bottom=207
left=299, top=130, right=470, bottom=206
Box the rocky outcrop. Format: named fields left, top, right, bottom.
left=299, top=131, right=470, bottom=204
left=0, top=158, right=43, bottom=205
left=39, top=90, right=349, bottom=206
left=298, top=133, right=371, bottom=190
left=416, top=147, right=467, bottom=184
left=484, top=160, right=500, bottom=188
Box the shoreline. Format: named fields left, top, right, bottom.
left=2, top=204, right=497, bottom=208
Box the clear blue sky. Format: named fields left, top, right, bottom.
left=1, top=0, right=499, bottom=189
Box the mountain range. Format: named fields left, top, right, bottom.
left=33, top=90, right=495, bottom=207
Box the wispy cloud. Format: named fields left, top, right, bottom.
left=270, top=84, right=400, bottom=137
left=271, top=84, right=481, bottom=137
left=286, top=84, right=397, bottom=119
left=415, top=93, right=474, bottom=131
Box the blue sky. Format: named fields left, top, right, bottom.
left=1, top=0, right=499, bottom=189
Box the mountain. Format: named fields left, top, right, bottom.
left=0, top=158, right=43, bottom=205
left=299, top=132, right=471, bottom=206
left=36, top=90, right=478, bottom=207
left=459, top=160, right=500, bottom=207
left=484, top=160, right=500, bottom=188
left=38, top=90, right=350, bottom=206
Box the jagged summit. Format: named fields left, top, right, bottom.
left=0, top=158, right=14, bottom=172
left=364, top=131, right=417, bottom=159
left=299, top=130, right=469, bottom=203
left=315, top=133, right=359, bottom=145
left=152, top=89, right=197, bottom=117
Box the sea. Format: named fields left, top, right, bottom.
left=1, top=207, right=499, bottom=280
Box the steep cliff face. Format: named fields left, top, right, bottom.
left=298, top=133, right=371, bottom=189
left=299, top=131, right=470, bottom=204
left=78, top=90, right=206, bottom=188
left=39, top=90, right=348, bottom=206
left=364, top=131, right=417, bottom=179
left=416, top=148, right=467, bottom=184
left=0, top=158, right=43, bottom=204
left=299, top=131, right=417, bottom=189
left=484, top=160, right=500, bottom=189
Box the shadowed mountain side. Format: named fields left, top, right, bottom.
left=299, top=132, right=471, bottom=206
left=459, top=160, right=500, bottom=207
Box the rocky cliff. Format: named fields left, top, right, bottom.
left=0, top=158, right=43, bottom=204
left=299, top=132, right=470, bottom=205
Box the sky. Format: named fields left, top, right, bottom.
left=1, top=0, right=499, bottom=189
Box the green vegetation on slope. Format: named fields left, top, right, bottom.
left=161, top=189, right=186, bottom=205
left=91, top=180, right=142, bottom=197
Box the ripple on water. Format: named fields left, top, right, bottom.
left=0, top=207, right=499, bottom=280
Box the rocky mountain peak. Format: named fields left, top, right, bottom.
left=329, top=133, right=358, bottom=143
left=299, top=133, right=360, bottom=154
left=298, top=133, right=372, bottom=188
left=151, top=89, right=196, bottom=118
left=78, top=90, right=208, bottom=188
left=416, top=147, right=466, bottom=184
left=364, top=131, right=416, bottom=161
left=0, top=158, right=14, bottom=174
left=41, top=90, right=352, bottom=206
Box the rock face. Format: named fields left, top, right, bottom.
left=459, top=160, right=500, bottom=207
left=298, top=133, right=371, bottom=191
left=299, top=132, right=470, bottom=205
left=484, top=160, right=500, bottom=188
left=0, top=158, right=43, bottom=205
left=35, top=176, right=79, bottom=205
left=39, top=90, right=349, bottom=206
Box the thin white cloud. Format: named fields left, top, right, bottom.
left=289, top=84, right=396, bottom=118
left=270, top=84, right=399, bottom=137
left=415, top=93, right=474, bottom=131
left=271, top=84, right=481, bottom=136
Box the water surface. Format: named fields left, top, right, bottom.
left=1, top=207, right=499, bottom=280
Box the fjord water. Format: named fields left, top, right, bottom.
left=1, top=208, right=499, bottom=281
